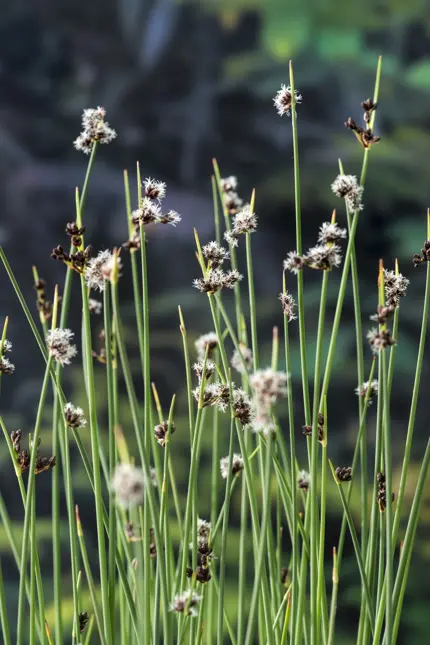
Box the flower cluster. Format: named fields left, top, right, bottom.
left=367, top=328, right=396, bottom=353
left=192, top=359, right=216, bottom=382
left=224, top=205, right=258, bottom=247
left=302, top=412, right=325, bottom=444
left=124, top=178, right=181, bottom=250
left=377, top=471, right=395, bottom=512
left=220, top=175, right=243, bottom=216
left=220, top=453, right=244, bottom=479
left=250, top=368, right=288, bottom=435
left=154, top=420, right=176, bottom=447
left=284, top=221, right=346, bottom=274
left=34, top=278, right=53, bottom=323
left=412, top=239, right=430, bottom=267
left=11, top=429, right=56, bottom=475
left=273, top=84, right=302, bottom=117
left=111, top=463, right=147, bottom=508
left=64, top=403, right=87, bottom=429
left=170, top=590, right=202, bottom=617
left=355, top=379, right=378, bottom=405
left=84, top=249, right=122, bottom=291
left=0, top=338, right=14, bottom=375
left=297, top=470, right=311, bottom=491
left=74, top=107, right=117, bottom=154
left=384, top=270, right=409, bottom=308
left=193, top=268, right=243, bottom=294
left=331, top=175, right=364, bottom=212
left=195, top=332, right=218, bottom=361
left=231, top=344, right=253, bottom=374
left=335, top=466, right=352, bottom=483
left=345, top=97, right=380, bottom=149
left=51, top=221, right=93, bottom=274
left=278, top=291, right=297, bottom=322
left=202, top=241, right=230, bottom=269
left=192, top=381, right=231, bottom=412
left=46, top=328, right=77, bottom=366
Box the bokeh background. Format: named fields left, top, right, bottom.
left=1, top=0, right=430, bottom=642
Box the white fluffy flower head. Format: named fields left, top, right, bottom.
left=84, top=250, right=122, bottom=291
left=46, top=328, right=77, bottom=366
left=111, top=463, right=146, bottom=508
left=64, top=402, right=87, bottom=428
left=273, top=84, right=302, bottom=116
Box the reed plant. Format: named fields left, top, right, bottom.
left=0, top=58, right=429, bottom=645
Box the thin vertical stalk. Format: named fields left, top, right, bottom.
left=243, top=434, right=273, bottom=645
left=76, top=189, right=112, bottom=645
left=338, top=158, right=366, bottom=550
left=0, top=559, right=11, bottom=645
left=310, top=270, right=329, bottom=645
left=245, top=190, right=258, bottom=371
left=217, top=414, right=235, bottom=645
left=282, top=273, right=298, bottom=640
left=289, top=60, right=311, bottom=425
left=392, top=215, right=430, bottom=546
left=327, top=549, right=338, bottom=645
left=16, top=356, right=53, bottom=645
left=104, top=285, right=117, bottom=633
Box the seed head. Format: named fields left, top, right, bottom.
left=84, top=250, right=122, bottom=291
left=46, top=328, right=77, bottom=366
left=318, top=222, right=347, bottom=245
left=223, top=192, right=244, bottom=217
left=284, top=251, right=305, bottom=274
left=297, top=470, right=311, bottom=491
left=355, top=379, right=378, bottom=405
left=64, top=403, right=87, bottom=428
left=335, top=466, right=352, bottom=482
left=279, top=291, right=297, bottom=321
left=367, top=328, right=396, bottom=353
left=0, top=357, right=15, bottom=375
left=158, top=210, right=182, bottom=226
left=202, top=241, right=230, bottom=269
left=192, top=359, right=216, bottom=382
left=0, top=339, right=12, bottom=354
left=221, top=269, right=243, bottom=289
left=250, top=368, right=288, bottom=407
left=331, top=174, right=364, bottom=212
left=111, top=463, right=146, bottom=508
left=231, top=345, right=253, bottom=374
left=305, top=244, right=342, bottom=271
left=384, top=270, right=409, bottom=308
left=132, top=198, right=162, bottom=226
left=195, top=332, right=218, bottom=361
left=74, top=107, right=117, bottom=154
left=230, top=205, right=258, bottom=236
left=220, top=176, right=238, bottom=193
left=143, top=177, right=166, bottom=201
left=232, top=388, right=255, bottom=427
left=220, top=453, right=244, bottom=479
left=273, top=84, right=302, bottom=116
left=88, top=298, right=102, bottom=315
left=193, top=269, right=225, bottom=294
left=193, top=381, right=231, bottom=412
left=154, top=420, right=176, bottom=447
left=170, top=590, right=202, bottom=617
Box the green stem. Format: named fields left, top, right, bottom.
left=16, top=356, right=53, bottom=645
left=217, top=414, right=235, bottom=645
left=289, top=60, right=311, bottom=425
left=0, top=559, right=11, bottom=645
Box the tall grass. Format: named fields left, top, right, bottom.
left=0, top=59, right=429, bottom=645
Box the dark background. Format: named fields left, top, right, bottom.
left=1, top=0, right=430, bottom=642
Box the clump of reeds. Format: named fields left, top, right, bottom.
left=0, top=56, right=429, bottom=645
